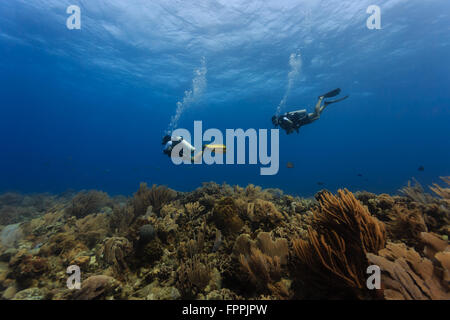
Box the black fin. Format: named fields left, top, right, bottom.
left=324, top=95, right=349, bottom=106
left=320, top=88, right=341, bottom=99
left=162, top=135, right=171, bottom=145
left=271, top=115, right=279, bottom=127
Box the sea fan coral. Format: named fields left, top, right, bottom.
left=67, top=215, right=109, bottom=253
left=292, top=189, right=386, bottom=299
left=66, top=190, right=109, bottom=219
left=430, top=176, right=450, bottom=205
left=133, top=183, right=176, bottom=216
left=177, top=255, right=213, bottom=298
left=239, top=247, right=282, bottom=290
left=246, top=199, right=284, bottom=228
left=387, top=204, right=427, bottom=246
left=109, top=204, right=135, bottom=236
left=237, top=232, right=289, bottom=297
left=9, top=250, right=49, bottom=287
left=101, top=237, right=133, bottom=274
left=399, top=178, right=435, bottom=204
left=211, top=197, right=243, bottom=235
left=185, top=201, right=205, bottom=219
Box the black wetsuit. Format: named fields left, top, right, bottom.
left=273, top=110, right=312, bottom=134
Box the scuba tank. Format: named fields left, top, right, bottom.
left=173, top=136, right=196, bottom=153
left=163, top=136, right=196, bottom=158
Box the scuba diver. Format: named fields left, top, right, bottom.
left=272, top=88, right=349, bottom=134
left=162, top=135, right=226, bottom=163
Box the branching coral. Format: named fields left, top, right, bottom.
left=0, top=205, right=40, bottom=225
left=239, top=247, right=282, bottom=290
left=185, top=201, right=205, bottom=219
left=185, top=232, right=205, bottom=258
left=292, top=189, right=386, bottom=299
left=211, top=197, right=243, bottom=235
left=399, top=178, right=435, bottom=204
left=133, top=183, right=176, bottom=216
left=39, top=232, right=88, bottom=263
left=397, top=177, right=450, bottom=236
left=177, top=255, right=213, bottom=297
left=9, top=250, right=49, bottom=288
left=430, top=176, right=450, bottom=205
left=236, top=232, right=289, bottom=297
left=254, top=232, right=289, bottom=265
left=75, top=213, right=111, bottom=248
left=66, top=190, right=110, bottom=219
left=109, top=204, right=135, bottom=236
left=246, top=199, right=284, bottom=227
left=387, top=204, right=427, bottom=246
left=101, top=237, right=133, bottom=274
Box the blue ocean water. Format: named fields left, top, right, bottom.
left=0, top=0, right=449, bottom=197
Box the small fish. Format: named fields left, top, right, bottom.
left=317, top=182, right=325, bottom=186
left=418, top=166, right=425, bottom=172
left=286, top=162, right=294, bottom=169
left=357, top=173, right=363, bottom=177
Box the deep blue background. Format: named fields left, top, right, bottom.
left=0, top=1, right=449, bottom=197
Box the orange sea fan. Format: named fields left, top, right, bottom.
left=430, top=176, right=450, bottom=205
left=292, top=189, right=386, bottom=298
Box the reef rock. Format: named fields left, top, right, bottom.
left=13, top=287, right=46, bottom=300
left=71, top=275, right=121, bottom=300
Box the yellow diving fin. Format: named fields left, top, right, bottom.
left=190, top=145, right=227, bottom=163
left=191, top=151, right=204, bottom=163
left=203, top=144, right=227, bottom=154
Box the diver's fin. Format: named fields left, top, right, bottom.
left=203, top=144, right=226, bottom=154
left=191, top=151, right=203, bottom=163
left=324, top=95, right=349, bottom=106
left=320, top=88, right=341, bottom=99
left=162, top=135, right=171, bottom=145
left=271, top=115, right=279, bottom=127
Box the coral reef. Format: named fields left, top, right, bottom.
left=238, top=232, right=290, bottom=298
left=386, top=204, right=428, bottom=247
left=291, top=189, right=386, bottom=299
left=65, top=190, right=110, bottom=219
left=430, top=176, right=450, bottom=205
left=133, top=183, right=176, bottom=216
left=101, top=237, right=133, bottom=274
left=177, top=255, right=213, bottom=297
left=366, top=237, right=449, bottom=300
left=0, top=178, right=448, bottom=300
left=211, top=197, right=244, bottom=235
